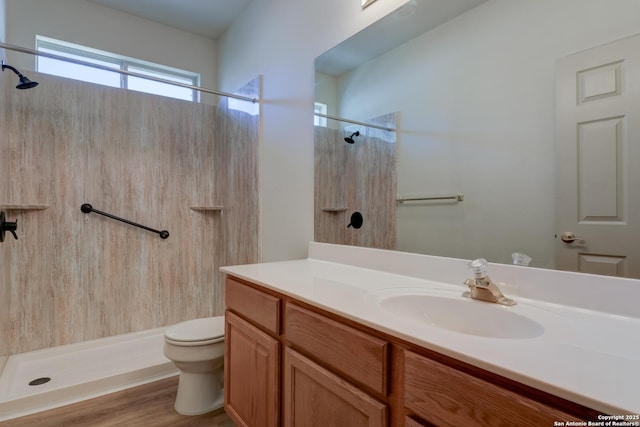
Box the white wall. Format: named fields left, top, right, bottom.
left=4, top=0, right=217, bottom=90
left=315, top=72, right=339, bottom=129
left=218, top=0, right=407, bottom=261
left=0, top=0, right=5, bottom=42
left=331, top=0, right=640, bottom=268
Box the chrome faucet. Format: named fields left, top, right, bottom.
left=463, top=258, right=516, bottom=306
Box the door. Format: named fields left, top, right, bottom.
left=556, top=34, right=640, bottom=278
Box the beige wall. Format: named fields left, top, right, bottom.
left=0, top=0, right=8, bottom=370
left=0, top=0, right=260, bottom=357
left=0, top=72, right=259, bottom=354
left=314, top=122, right=397, bottom=250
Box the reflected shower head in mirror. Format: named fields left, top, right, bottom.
left=344, top=131, right=360, bottom=144
left=1, top=60, right=39, bottom=89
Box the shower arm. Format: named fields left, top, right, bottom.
left=81, top=204, right=169, bottom=239
left=1, top=61, right=21, bottom=76
left=0, top=41, right=258, bottom=103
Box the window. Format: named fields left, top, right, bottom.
left=36, top=36, right=200, bottom=102
left=314, top=102, right=328, bottom=127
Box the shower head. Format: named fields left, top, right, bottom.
left=16, top=75, right=39, bottom=90
left=2, top=61, right=39, bottom=89
left=344, top=131, right=360, bottom=144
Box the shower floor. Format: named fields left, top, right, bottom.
left=0, top=327, right=177, bottom=421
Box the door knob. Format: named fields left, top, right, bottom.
left=560, top=232, right=585, bottom=245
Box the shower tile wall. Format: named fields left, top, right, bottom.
left=0, top=73, right=260, bottom=355
left=0, top=199, right=6, bottom=359
left=314, top=115, right=397, bottom=249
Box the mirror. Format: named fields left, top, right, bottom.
left=314, top=0, right=640, bottom=276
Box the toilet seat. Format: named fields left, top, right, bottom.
left=165, top=316, right=225, bottom=346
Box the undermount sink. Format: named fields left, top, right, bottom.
left=377, top=292, right=544, bottom=339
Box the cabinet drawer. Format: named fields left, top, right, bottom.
left=225, top=276, right=281, bottom=335
left=285, top=302, right=389, bottom=396
left=404, top=350, right=583, bottom=426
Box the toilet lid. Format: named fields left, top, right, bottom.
left=164, top=316, right=225, bottom=342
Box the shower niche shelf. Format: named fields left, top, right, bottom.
left=0, top=204, right=49, bottom=210
left=190, top=206, right=224, bottom=212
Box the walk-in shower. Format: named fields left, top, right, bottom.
left=0, top=40, right=261, bottom=421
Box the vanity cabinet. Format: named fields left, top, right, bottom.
left=224, top=278, right=281, bottom=427
left=224, top=275, right=600, bottom=427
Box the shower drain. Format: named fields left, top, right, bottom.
left=28, top=377, right=51, bottom=386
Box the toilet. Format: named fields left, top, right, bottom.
left=163, top=316, right=225, bottom=415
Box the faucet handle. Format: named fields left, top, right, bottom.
left=468, top=258, right=488, bottom=278
left=512, top=252, right=532, bottom=266
left=464, top=257, right=517, bottom=306
left=6, top=221, right=18, bottom=240
left=0, top=211, right=18, bottom=242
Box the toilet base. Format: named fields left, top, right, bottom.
left=174, top=371, right=224, bottom=416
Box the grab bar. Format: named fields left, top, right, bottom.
left=81, top=204, right=169, bottom=239
left=397, top=195, right=464, bottom=204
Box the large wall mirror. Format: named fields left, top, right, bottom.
left=314, top=0, right=640, bottom=278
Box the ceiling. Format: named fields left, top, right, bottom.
left=88, top=0, right=254, bottom=39
left=315, top=0, right=487, bottom=76
left=87, top=0, right=487, bottom=65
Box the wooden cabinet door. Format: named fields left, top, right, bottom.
left=284, top=347, right=387, bottom=427
left=404, top=350, right=586, bottom=426
left=225, top=311, right=280, bottom=427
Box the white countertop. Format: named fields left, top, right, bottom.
left=221, top=242, right=640, bottom=415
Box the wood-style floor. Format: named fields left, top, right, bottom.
left=0, top=376, right=236, bottom=427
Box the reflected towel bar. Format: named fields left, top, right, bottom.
left=397, top=195, right=464, bottom=204
left=81, top=204, right=169, bottom=239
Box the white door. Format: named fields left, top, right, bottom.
left=556, top=34, right=640, bottom=278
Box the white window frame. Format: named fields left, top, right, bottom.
left=36, top=36, right=201, bottom=102
left=314, top=102, right=328, bottom=127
